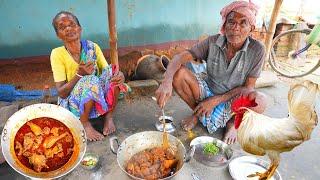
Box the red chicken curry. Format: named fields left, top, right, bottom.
left=14, top=117, right=74, bottom=172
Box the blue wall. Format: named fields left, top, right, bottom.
left=0, top=0, right=231, bottom=59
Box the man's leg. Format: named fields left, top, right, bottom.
left=172, top=67, right=201, bottom=130
left=223, top=118, right=238, bottom=144
left=103, top=86, right=120, bottom=136
left=80, top=99, right=104, bottom=141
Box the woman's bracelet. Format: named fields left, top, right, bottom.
left=76, top=73, right=83, bottom=78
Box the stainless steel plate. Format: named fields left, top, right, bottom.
left=228, top=156, right=282, bottom=180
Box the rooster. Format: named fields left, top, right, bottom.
left=231, top=80, right=320, bottom=180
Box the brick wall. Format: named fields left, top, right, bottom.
left=251, top=28, right=267, bottom=42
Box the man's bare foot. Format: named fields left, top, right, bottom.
left=223, top=120, right=237, bottom=144
left=181, top=115, right=197, bottom=131
left=103, top=116, right=116, bottom=136
left=83, top=122, right=104, bottom=141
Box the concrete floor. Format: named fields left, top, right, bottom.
left=0, top=81, right=319, bottom=180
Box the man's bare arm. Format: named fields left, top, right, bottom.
left=155, top=50, right=194, bottom=108
left=163, top=51, right=194, bottom=84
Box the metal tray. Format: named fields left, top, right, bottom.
left=228, top=156, right=282, bottom=180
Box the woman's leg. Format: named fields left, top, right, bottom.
left=103, top=86, right=120, bottom=135
left=59, top=75, right=108, bottom=141
left=80, top=100, right=104, bottom=141
left=172, top=67, right=201, bottom=130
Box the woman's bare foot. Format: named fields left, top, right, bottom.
left=181, top=115, right=198, bottom=131
left=83, top=122, right=104, bottom=141
left=103, top=116, right=116, bottom=136
left=223, top=119, right=237, bottom=144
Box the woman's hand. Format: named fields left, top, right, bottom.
left=194, top=96, right=222, bottom=117
left=111, top=71, right=125, bottom=86
left=155, top=81, right=173, bottom=109
left=77, top=61, right=94, bottom=76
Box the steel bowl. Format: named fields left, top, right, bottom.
left=80, top=153, right=99, bottom=170
left=155, top=115, right=176, bottom=133
left=1, top=103, right=87, bottom=179
left=190, top=136, right=233, bottom=167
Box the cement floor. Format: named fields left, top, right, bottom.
left=0, top=81, right=319, bottom=180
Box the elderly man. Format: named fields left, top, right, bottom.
left=155, top=1, right=266, bottom=144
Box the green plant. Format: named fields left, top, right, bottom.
left=203, top=142, right=219, bottom=155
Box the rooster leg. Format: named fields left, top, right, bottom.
left=247, top=152, right=280, bottom=180
left=266, top=162, right=279, bottom=180
left=247, top=163, right=277, bottom=180
left=247, top=170, right=269, bottom=180
left=266, top=152, right=280, bottom=180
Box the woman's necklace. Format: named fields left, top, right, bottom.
left=65, top=47, right=80, bottom=63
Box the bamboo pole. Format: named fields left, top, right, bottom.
left=264, top=0, right=283, bottom=69
left=107, top=0, right=118, bottom=66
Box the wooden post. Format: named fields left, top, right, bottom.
left=107, top=0, right=118, bottom=66
left=264, top=0, right=283, bottom=69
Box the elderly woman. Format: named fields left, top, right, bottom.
left=50, top=11, right=127, bottom=141
left=155, top=1, right=267, bottom=144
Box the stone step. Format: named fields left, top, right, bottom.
left=127, top=79, right=159, bottom=97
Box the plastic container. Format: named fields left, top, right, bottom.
left=306, top=16, right=320, bottom=46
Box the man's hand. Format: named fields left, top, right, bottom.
left=155, top=81, right=173, bottom=109
left=239, top=87, right=255, bottom=97
left=111, top=71, right=125, bottom=86
left=242, top=91, right=267, bottom=114
left=194, top=96, right=222, bottom=117
left=77, top=61, right=94, bottom=76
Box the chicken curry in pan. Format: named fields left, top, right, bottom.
left=125, top=147, right=179, bottom=180
left=14, top=117, right=74, bottom=172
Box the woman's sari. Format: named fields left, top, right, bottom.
left=58, top=40, right=128, bottom=119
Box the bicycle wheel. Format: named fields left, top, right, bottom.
left=269, top=29, right=320, bottom=78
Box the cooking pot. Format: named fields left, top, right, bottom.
left=109, top=131, right=195, bottom=180
left=1, top=103, right=87, bottom=179
left=134, top=54, right=170, bottom=81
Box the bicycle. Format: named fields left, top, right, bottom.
left=268, top=23, right=320, bottom=78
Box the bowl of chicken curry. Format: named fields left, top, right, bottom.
left=1, top=103, right=87, bottom=179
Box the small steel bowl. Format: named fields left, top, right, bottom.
left=80, top=153, right=99, bottom=170
left=190, top=136, right=233, bottom=167
left=155, top=115, right=176, bottom=133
